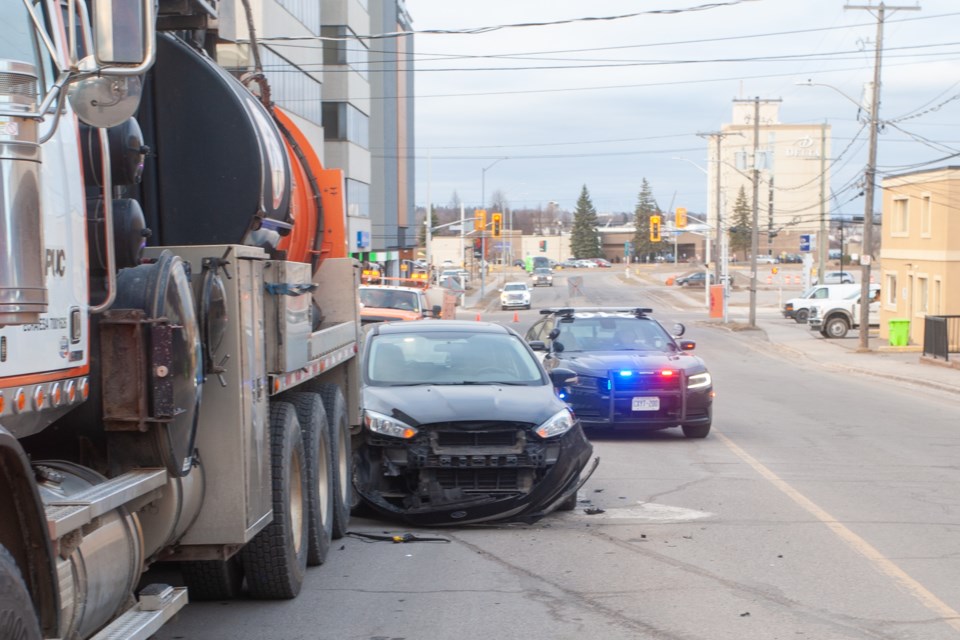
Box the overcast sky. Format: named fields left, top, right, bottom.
left=401, top=0, right=960, bottom=217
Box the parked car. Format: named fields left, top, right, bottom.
left=751, top=255, right=779, bottom=264
left=575, top=259, right=598, bottom=268
left=782, top=284, right=860, bottom=323
left=675, top=271, right=716, bottom=287
left=525, top=307, right=713, bottom=438
left=590, top=258, right=612, bottom=268
left=500, top=281, right=532, bottom=309
left=532, top=267, right=554, bottom=287
left=357, top=320, right=596, bottom=524
left=558, top=259, right=580, bottom=269
left=814, top=270, right=856, bottom=284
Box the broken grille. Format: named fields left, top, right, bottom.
left=434, top=468, right=520, bottom=493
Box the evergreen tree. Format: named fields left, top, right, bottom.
left=569, top=185, right=601, bottom=259
left=631, top=178, right=659, bottom=262
left=728, top=186, right=752, bottom=259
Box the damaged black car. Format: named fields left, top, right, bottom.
left=356, top=320, right=597, bottom=526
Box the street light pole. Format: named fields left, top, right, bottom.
left=749, top=96, right=761, bottom=328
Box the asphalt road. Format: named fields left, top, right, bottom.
left=153, top=269, right=960, bottom=640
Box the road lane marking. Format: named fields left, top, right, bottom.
left=717, top=431, right=960, bottom=632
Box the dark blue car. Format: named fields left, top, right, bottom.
left=526, top=308, right=714, bottom=438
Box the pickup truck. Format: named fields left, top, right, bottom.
left=807, top=285, right=880, bottom=338
left=783, top=283, right=860, bottom=323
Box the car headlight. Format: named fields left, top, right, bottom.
left=535, top=408, right=577, bottom=439
left=687, top=372, right=712, bottom=390
left=364, top=409, right=418, bottom=439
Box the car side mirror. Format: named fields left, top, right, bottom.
left=432, top=304, right=442, bottom=318
left=549, top=367, right=578, bottom=387
left=529, top=340, right=547, bottom=352
left=679, top=340, right=696, bottom=351
left=547, top=328, right=561, bottom=340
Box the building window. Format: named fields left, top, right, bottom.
left=258, top=49, right=322, bottom=126
left=933, top=278, right=941, bottom=315
left=321, top=26, right=368, bottom=79
left=346, top=178, right=370, bottom=218
left=322, top=102, right=369, bottom=149
left=892, top=197, right=908, bottom=236
left=917, top=276, right=928, bottom=314
left=920, top=193, right=931, bottom=236
left=885, top=273, right=897, bottom=307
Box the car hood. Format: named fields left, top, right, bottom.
left=552, top=350, right=706, bottom=375
left=363, top=384, right=561, bottom=427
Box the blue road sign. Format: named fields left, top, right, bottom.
left=800, top=234, right=811, bottom=252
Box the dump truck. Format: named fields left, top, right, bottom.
left=0, top=0, right=360, bottom=636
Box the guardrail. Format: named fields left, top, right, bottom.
left=923, top=315, right=960, bottom=361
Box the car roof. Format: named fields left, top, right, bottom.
left=360, top=285, right=422, bottom=293
left=372, top=320, right=511, bottom=335
left=539, top=306, right=654, bottom=318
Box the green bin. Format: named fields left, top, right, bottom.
left=888, top=318, right=910, bottom=346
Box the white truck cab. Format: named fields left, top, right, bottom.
left=783, top=284, right=860, bottom=323
left=808, top=284, right=881, bottom=338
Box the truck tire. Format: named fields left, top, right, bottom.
left=242, top=402, right=308, bottom=599
left=682, top=423, right=711, bottom=438
left=315, top=384, right=352, bottom=540
left=0, top=544, right=42, bottom=640
left=179, top=558, right=244, bottom=601
left=825, top=316, right=849, bottom=339
left=794, top=308, right=809, bottom=323
left=283, top=392, right=334, bottom=566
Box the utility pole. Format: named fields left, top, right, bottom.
left=425, top=150, right=432, bottom=277
left=818, top=121, right=828, bottom=285
left=697, top=131, right=740, bottom=283
left=845, top=2, right=920, bottom=351
left=749, top=96, right=761, bottom=328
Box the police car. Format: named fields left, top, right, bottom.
left=525, top=308, right=714, bottom=438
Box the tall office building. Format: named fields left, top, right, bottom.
left=706, top=99, right=832, bottom=259
left=368, top=0, right=416, bottom=271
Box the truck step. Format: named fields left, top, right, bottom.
left=90, top=585, right=188, bottom=640
left=46, top=469, right=168, bottom=539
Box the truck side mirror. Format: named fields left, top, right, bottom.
left=93, top=0, right=147, bottom=65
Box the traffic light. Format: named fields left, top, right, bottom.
left=474, top=209, right=486, bottom=231
left=649, top=215, right=661, bottom=242
left=539, top=240, right=547, bottom=252
left=492, top=212, right=502, bottom=237
left=675, top=207, right=687, bottom=228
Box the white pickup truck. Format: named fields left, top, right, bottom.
left=783, top=283, right=860, bottom=323
left=807, top=284, right=881, bottom=338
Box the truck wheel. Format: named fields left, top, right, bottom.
left=315, top=384, right=352, bottom=540
left=825, top=317, right=849, bottom=339
left=179, top=558, right=244, bottom=601
left=284, top=392, right=334, bottom=566
left=242, top=402, right=308, bottom=599
left=794, top=309, right=809, bottom=323
left=682, top=423, right=711, bottom=438
left=0, top=544, right=42, bottom=640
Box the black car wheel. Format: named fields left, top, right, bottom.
left=795, top=308, right=809, bottom=323
left=681, top=422, right=711, bottom=439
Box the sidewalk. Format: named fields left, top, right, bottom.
left=682, top=282, right=960, bottom=396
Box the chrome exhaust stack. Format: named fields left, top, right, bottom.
left=0, top=60, right=46, bottom=326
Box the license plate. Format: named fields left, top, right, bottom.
left=632, top=397, right=660, bottom=411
